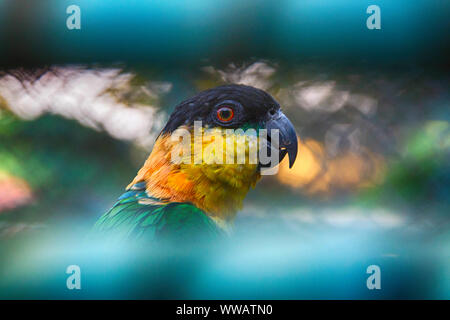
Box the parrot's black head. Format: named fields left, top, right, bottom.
left=161, top=84, right=298, bottom=168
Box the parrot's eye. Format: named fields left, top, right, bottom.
left=216, top=106, right=234, bottom=123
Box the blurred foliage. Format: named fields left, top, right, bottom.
left=0, top=108, right=140, bottom=230
left=360, top=121, right=450, bottom=223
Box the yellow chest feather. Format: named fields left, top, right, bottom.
left=129, top=128, right=261, bottom=221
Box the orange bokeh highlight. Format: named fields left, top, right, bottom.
left=0, top=172, right=33, bottom=212
left=277, top=138, right=385, bottom=196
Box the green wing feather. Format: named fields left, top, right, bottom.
left=92, top=182, right=225, bottom=243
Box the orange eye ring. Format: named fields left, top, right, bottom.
left=216, top=106, right=234, bottom=122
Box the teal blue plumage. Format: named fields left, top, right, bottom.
left=93, top=182, right=225, bottom=243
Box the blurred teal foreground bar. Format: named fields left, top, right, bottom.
left=0, top=227, right=449, bottom=299
left=1, top=0, right=448, bottom=68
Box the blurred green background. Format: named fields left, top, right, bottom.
left=0, top=0, right=449, bottom=299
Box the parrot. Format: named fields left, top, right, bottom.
left=92, top=84, right=298, bottom=243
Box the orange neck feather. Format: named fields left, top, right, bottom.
left=129, top=133, right=261, bottom=221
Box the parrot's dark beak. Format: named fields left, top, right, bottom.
left=265, top=110, right=298, bottom=168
